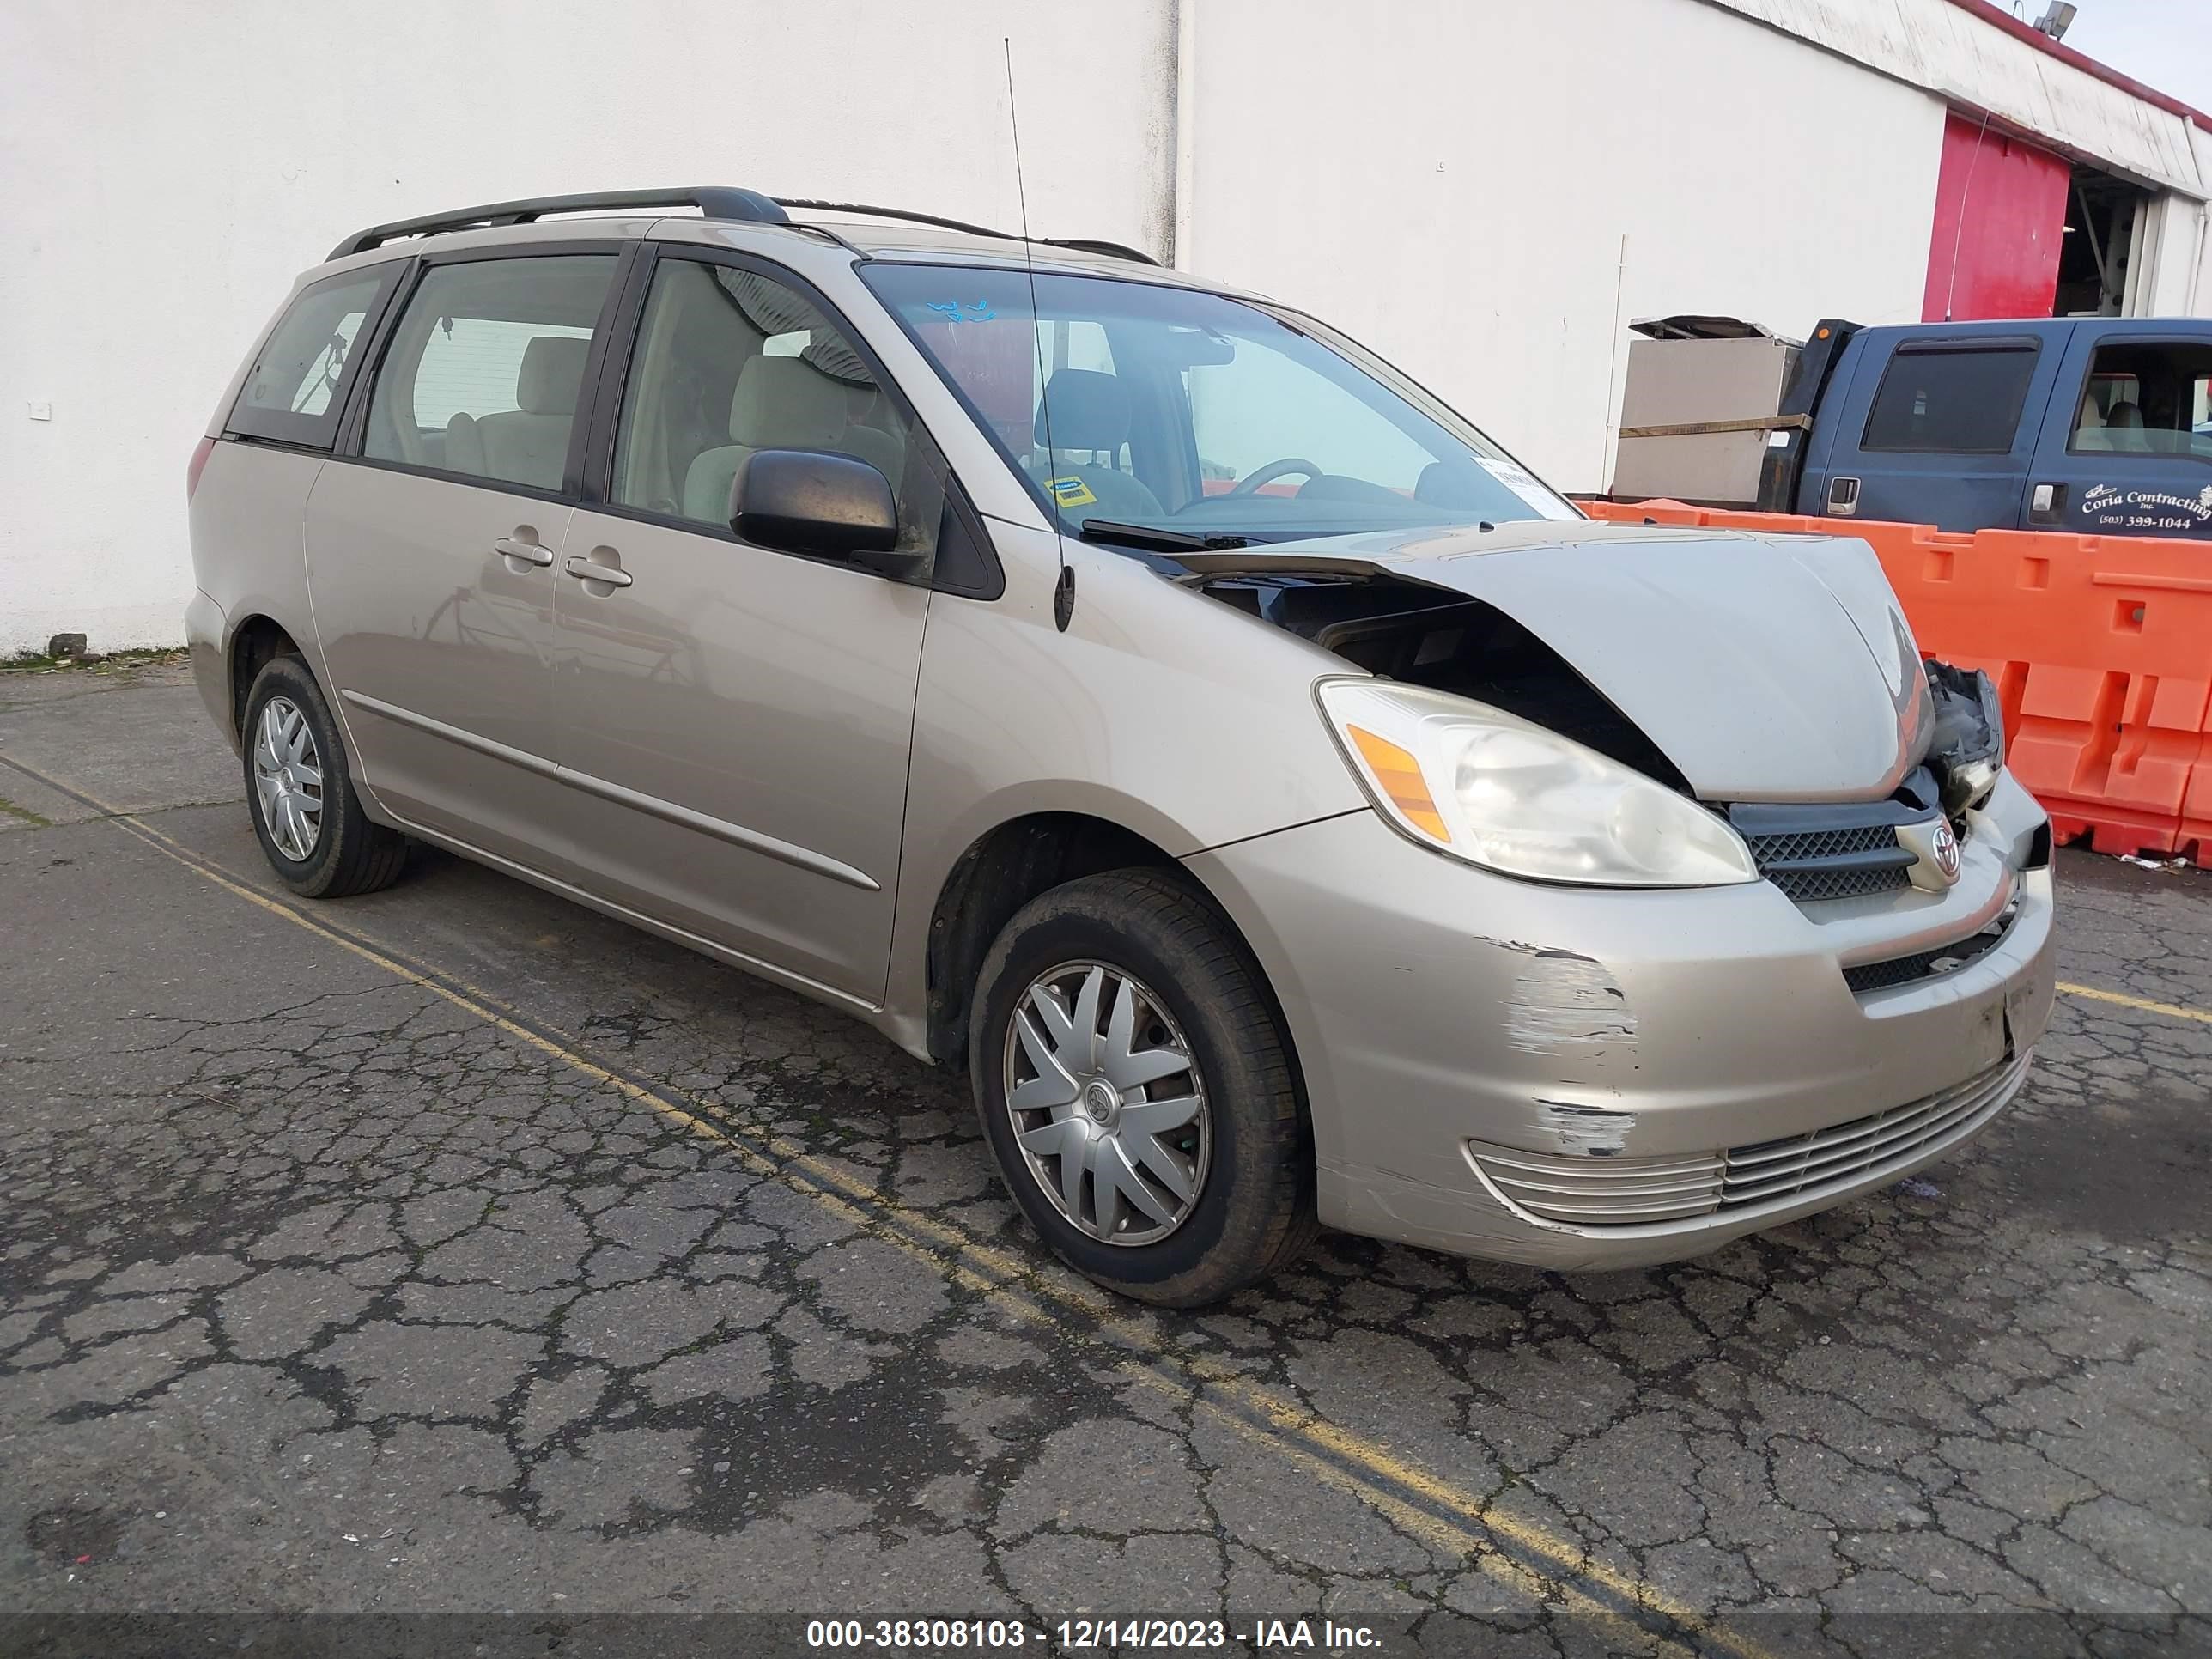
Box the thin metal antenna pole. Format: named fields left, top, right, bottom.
left=1006, top=36, right=1074, bottom=632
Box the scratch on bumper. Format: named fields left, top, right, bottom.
left=1480, top=938, right=1638, bottom=1061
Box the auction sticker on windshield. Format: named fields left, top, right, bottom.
left=1478, top=457, right=1582, bottom=520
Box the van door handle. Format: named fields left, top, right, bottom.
left=564, top=554, right=633, bottom=589
left=492, top=536, right=555, bottom=567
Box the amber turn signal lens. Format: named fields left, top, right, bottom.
left=1346, top=725, right=1449, bottom=842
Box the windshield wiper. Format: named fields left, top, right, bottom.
left=1076, top=520, right=1249, bottom=553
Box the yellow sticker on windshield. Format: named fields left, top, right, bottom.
left=1047, top=476, right=1098, bottom=508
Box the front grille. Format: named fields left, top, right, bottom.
left=1727, top=770, right=1960, bottom=904
left=1467, top=1052, right=2026, bottom=1228
left=1741, top=822, right=1915, bottom=902
left=1719, top=1053, right=2025, bottom=1208
left=1843, top=899, right=2019, bottom=994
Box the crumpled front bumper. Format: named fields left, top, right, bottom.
left=1183, top=770, right=2055, bottom=1271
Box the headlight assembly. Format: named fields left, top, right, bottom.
left=1317, top=678, right=1757, bottom=887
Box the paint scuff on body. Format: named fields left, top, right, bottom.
left=1494, top=944, right=1637, bottom=1060
left=1534, top=1099, right=1638, bottom=1156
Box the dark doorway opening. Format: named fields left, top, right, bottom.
left=2057, top=165, right=2155, bottom=316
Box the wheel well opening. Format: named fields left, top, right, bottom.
left=925, top=813, right=1178, bottom=1066
left=229, top=617, right=301, bottom=733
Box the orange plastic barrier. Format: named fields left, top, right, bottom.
left=1578, top=499, right=2212, bottom=865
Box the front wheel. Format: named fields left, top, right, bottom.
left=242, top=656, right=407, bottom=898
left=969, top=869, right=1316, bottom=1307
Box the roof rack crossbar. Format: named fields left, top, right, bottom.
left=327, top=187, right=788, bottom=260
left=328, top=187, right=1164, bottom=268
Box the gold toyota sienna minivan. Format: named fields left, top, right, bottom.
left=185, top=188, right=2057, bottom=1306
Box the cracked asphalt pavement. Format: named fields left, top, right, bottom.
left=2, top=662, right=2208, bottom=1656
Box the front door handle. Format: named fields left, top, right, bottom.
left=564, top=554, right=633, bottom=589
left=493, top=535, right=555, bottom=567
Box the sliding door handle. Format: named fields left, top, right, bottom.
left=492, top=536, right=555, bottom=567
left=564, top=554, right=633, bottom=589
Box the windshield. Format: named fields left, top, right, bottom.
left=860, top=264, right=1580, bottom=544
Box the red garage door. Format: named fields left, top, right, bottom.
left=1923, top=113, right=2071, bottom=321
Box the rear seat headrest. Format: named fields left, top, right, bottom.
left=517, top=336, right=590, bottom=416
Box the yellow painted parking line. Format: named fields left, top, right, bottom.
left=2, top=753, right=1767, bottom=1655
left=2057, top=981, right=2212, bottom=1026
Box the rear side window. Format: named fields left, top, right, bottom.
left=362, top=254, right=617, bottom=493
left=1861, top=342, right=2039, bottom=453
left=227, top=266, right=398, bottom=449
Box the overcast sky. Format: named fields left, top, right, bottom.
left=2039, top=0, right=2212, bottom=115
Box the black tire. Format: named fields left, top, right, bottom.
left=240, top=656, right=407, bottom=898
left=969, top=868, right=1316, bottom=1307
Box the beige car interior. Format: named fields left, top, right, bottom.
left=2069, top=346, right=2212, bottom=457
left=611, top=258, right=908, bottom=526
left=362, top=254, right=613, bottom=490
left=443, top=335, right=589, bottom=489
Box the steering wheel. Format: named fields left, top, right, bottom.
left=1225, top=457, right=1323, bottom=496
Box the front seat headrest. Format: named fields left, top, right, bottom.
left=1038, top=368, right=1132, bottom=454
left=729, top=355, right=850, bottom=448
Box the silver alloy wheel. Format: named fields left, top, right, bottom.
left=252, top=696, right=324, bottom=862
left=1002, top=959, right=1210, bottom=1247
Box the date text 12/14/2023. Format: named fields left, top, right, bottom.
left=805, top=1618, right=1387, bottom=1651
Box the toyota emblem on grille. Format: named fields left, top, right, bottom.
left=1931, top=820, right=1961, bottom=884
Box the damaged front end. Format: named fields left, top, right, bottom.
left=1172, top=526, right=2012, bottom=907
left=1167, top=522, right=2056, bottom=1268
left=1923, top=659, right=2005, bottom=818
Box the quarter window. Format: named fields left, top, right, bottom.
left=363, top=254, right=617, bottom=492
left=611, top=258, right=939, bottom=559
left=228, top=267, right=397, bottom=449
left=1861, top=343, right=2039, bottom=453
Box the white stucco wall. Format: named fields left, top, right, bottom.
left=1183, top=0, right=1947, bottom=492
left=0, top=0, right=1176, bottom=655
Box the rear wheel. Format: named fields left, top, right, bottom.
left=969, top=869, right=1316, bottom=1307
left=241, top=656, right=406, bottom=898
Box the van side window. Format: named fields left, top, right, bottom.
left=1861, top=343, right=2039, bottom=454
left=363, top=254, right=617, bottom=492
left=610, top=258, right=939, bottom=559
left=2068, top=341, right=2212, bottom=457
left=227, top=267, right=398, bottom=450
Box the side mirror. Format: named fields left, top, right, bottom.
left=729, top=448, right=913, bottom=574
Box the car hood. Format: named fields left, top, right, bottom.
left=1223, top=520, right=1933, bottom=802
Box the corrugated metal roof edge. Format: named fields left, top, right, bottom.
left=1940, top=0, right=2212, bottom=137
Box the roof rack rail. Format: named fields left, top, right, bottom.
left=1040, top=237, right=1161, bottom=267
left=327, top=186, right=788, bottom=260
left=781, top=202, right=1160, bottom=265
left=328, top=187, right=1164, bottom=268
left=777, top=199, right=1012, bottom=241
